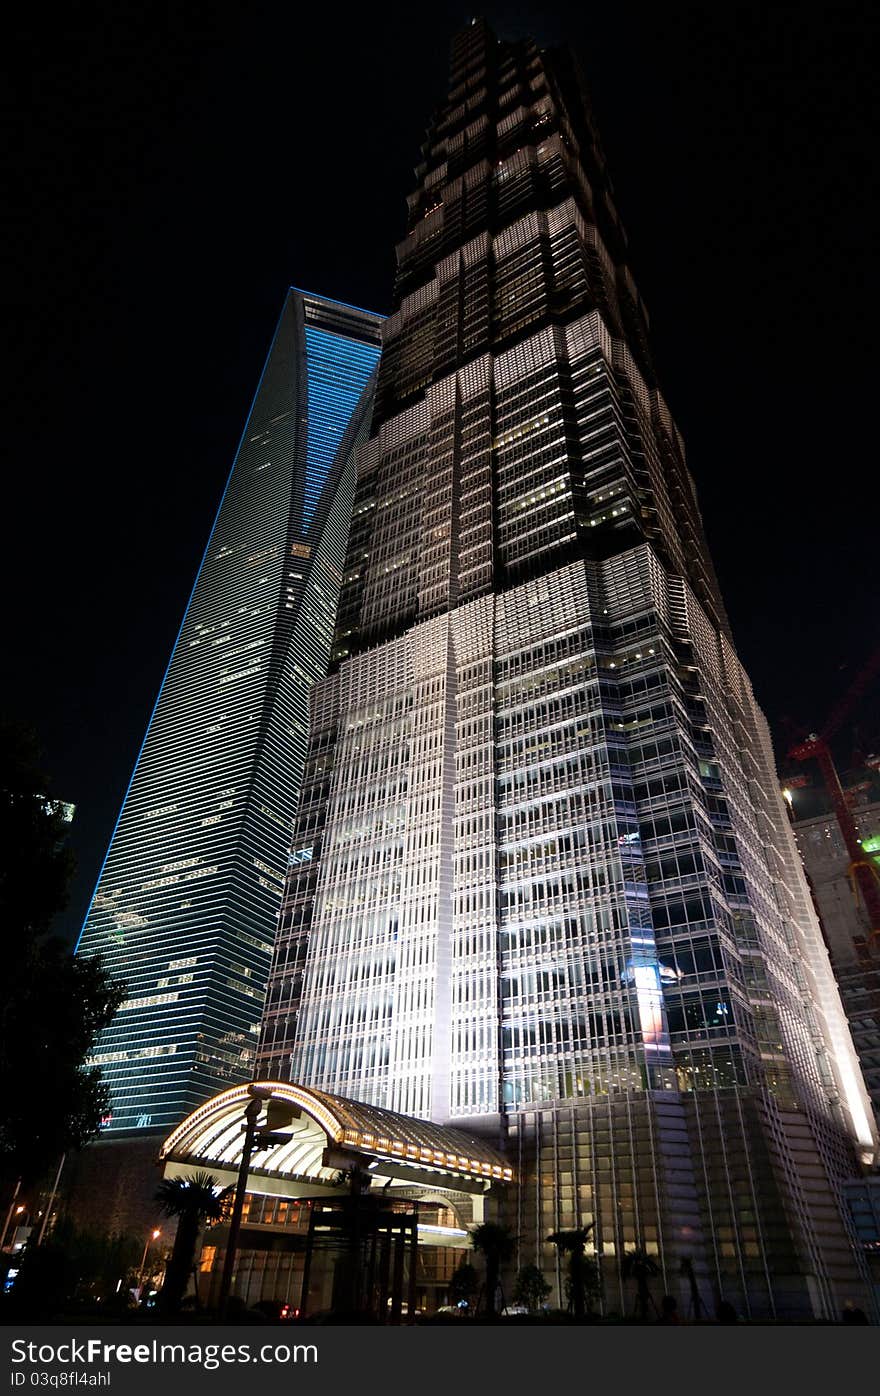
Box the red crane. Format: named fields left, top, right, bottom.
left=788, top=645, right=880, bottom=945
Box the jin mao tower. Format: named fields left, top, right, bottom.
left=258, top=24, right=876, bottom=1319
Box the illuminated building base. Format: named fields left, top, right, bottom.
left=159, top=1082, right=510, bottom=1317
left=260, top=544, right=877, bottom=1320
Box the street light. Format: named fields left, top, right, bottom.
left=138, top=1229, right=161, bottom=1292
left=217, top=1083, right=275, bottom=1317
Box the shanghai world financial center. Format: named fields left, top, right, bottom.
left=78, top=290, right=382, bottom=1132
left=81, top=20, right=876, bottom=1319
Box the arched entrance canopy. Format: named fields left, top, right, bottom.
left=159, top=1081, right=512, bottom=1200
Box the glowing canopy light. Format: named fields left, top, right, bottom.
left=160, top=1081, right=513, bottom=1187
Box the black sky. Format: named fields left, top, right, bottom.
left=5, top=1, right=879, bottom=943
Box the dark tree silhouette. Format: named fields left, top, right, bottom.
left=0, top=717, right=125, bottom=1188
left=469, top=1221, right=514, bottom=1319
left=3, top=1219, right=142, bottom=1319
left=448, top=1260, right=478, bottom=1312
left=0, top=718, right=75, bottom=943
left=513, top=1263, right=551, bottom=1314
left=154, top=1172, right=232, bottom=1314
left=547, top=1225, right=598, bottom=1318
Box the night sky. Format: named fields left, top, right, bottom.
left=6, top=2, right=879, bottom=944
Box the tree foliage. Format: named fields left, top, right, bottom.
left=448, top=1260, right=478, bottom=1308
left=0, top=718, right=75, bottom=943
left=0, top=717, right=125, bottom=1185
left=513, top=1263, right=551, bottom=1313
left=2, top=1218, right=142, bottom=1319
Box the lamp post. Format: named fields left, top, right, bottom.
left=0, top=1181, right=22, bottom=1251
left=36, top=1155, right=66, bottom=1246
left=217, top=1085, right=273, bottom=1317
left=138, top=1229, right=161, bottom=1296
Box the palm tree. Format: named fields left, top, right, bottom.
left=154, top=1172, right=232, bottom=1313
left=547, top=1225, right=597, bottom=1318
left=621, top=1246, right=659, bottom=1321
left=469, top=1221, right=514, bottom=1319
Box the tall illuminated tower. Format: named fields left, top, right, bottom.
left=78, top=289, right=382, bottom=1136
left=258, top=23, right=876, bottom=1318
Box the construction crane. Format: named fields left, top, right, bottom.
left=788, top=644, right=880, bottom=946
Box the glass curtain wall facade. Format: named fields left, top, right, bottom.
left=257, top=23, right=877, bottom=1318
left=793, top=801, right=880, bottom=1130
left=78, top=290, right=382, bottom=1135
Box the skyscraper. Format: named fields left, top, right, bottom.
left=792, top=793, right=880, bottom=1128
left=78, top=289, right=382, bottom=1137
left=258, top=23, right=877, bottom=1319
